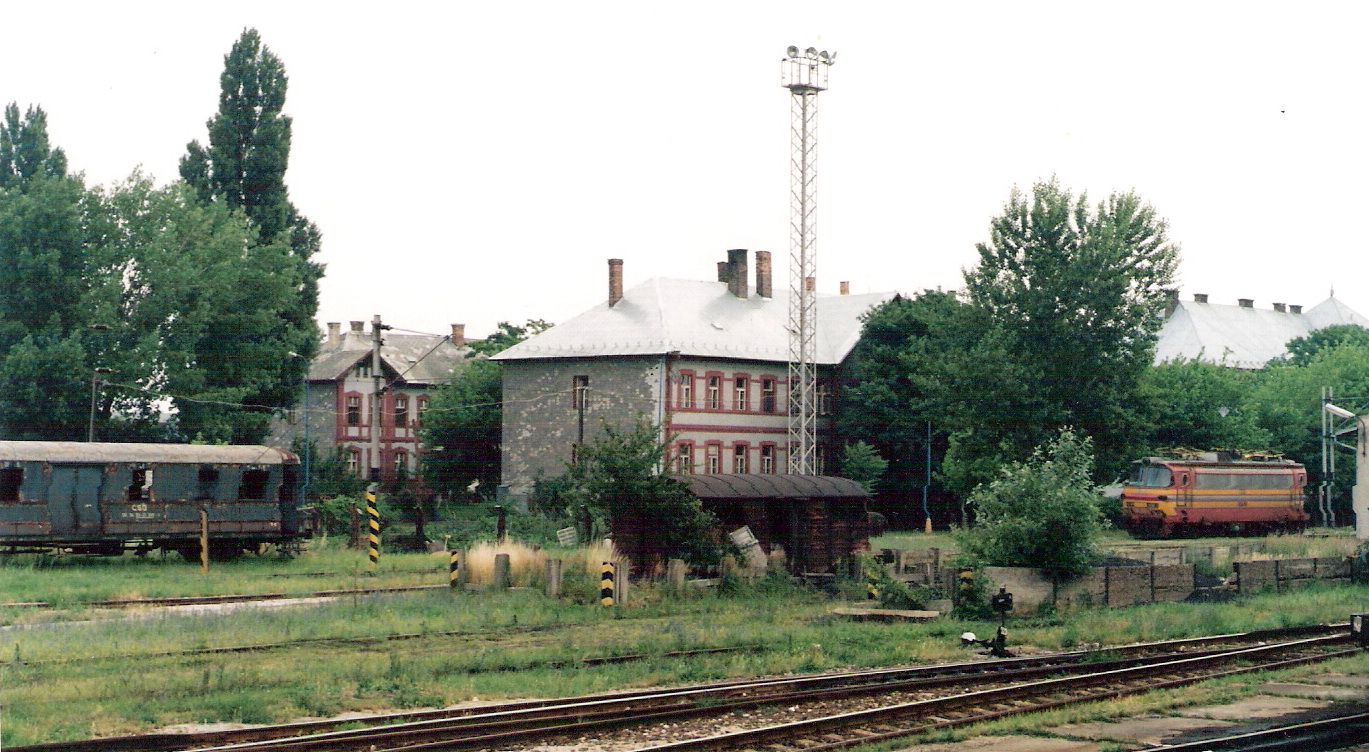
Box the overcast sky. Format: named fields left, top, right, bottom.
left=5, top=2, right=1366, bottom=341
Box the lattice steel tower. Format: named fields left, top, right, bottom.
left=781, top=46, right=834, bottom=475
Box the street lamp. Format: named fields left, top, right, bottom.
left=87, top=367, right=113, bottom=442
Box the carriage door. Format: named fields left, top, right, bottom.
left=47, top=464, right=105, bottom=535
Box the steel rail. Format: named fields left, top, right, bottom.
left=1135, top=709, right=1369, bottom=751
left=625, top=636, right=1361, bottom=752
left=6, top=625, right=1350, bottom=752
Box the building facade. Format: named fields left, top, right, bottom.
left=494, top=251, right=893, bottom=499
left=269, top=320, right=473, bottom=486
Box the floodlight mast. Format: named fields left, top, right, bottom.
left=781, top=46, right=833, bottom=475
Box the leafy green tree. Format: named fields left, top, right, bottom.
left=1281, top=324, right=1369, bottom=368
left=961, top=179, right=1180, bottom=480
left=956, top=428, right=1103, bottom=578
left=180, top=28, right=321, bottom=437
left=837, top=441, right=888, bottom=494
left=0, top=103, right=67, bottom=190
left=564, top=419, right=718, bottom=565
left=1138, top=358, right=1271, bottom=459
left=422, top=319, right=553, bottom=498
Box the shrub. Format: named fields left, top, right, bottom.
left=955, top=428, right=1103, bottom=579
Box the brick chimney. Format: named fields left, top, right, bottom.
left=755, top=250, right=772, bottom=298
left=1272, top=302, right=1286, bottom=313
left=717, top=261, right=731, bottom=282
left=1290, top=304, right=1303, bottom=314
left=1194, top=293, right=1208, bottom=304
left=727, top=249, right=748, bottom=298
left=450, top=324, right=466, bottom=348
left=327, top=322, right=341, bottom=348
left=840, top=281, right=850, bottom=296
left=350, top=321, right=365, bottom=335
left=608, top=258, right=624, bottom=307
left=1239, top=298, right=1253, bottom=308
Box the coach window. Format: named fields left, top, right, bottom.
left=0, top=467, right=21, bottom=501
left=196, top=466, right=220, bottom=500
left=346, top=395, right=362, bottom=427
left=127, top=468, right=153, bottom=502
left=238, top=469, right=270, bottom=500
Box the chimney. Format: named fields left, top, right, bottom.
left=608, top=258, right=624, bottom=307
left=840, top=281, right=850, bottom=296
left=1290, top=304, right=1303, bottom=314
left=1194, top=293, right=1208, bottom=304
left=1272, top=302, right=1286, bottom=313
left=717, top=261, right=731, bottom=282
left=350, top=320, right=365, bottom=334
left=1163, top=289, right=1178, bottom=317
left=450, top=323, right=466, bottom=348
left=1239, top=298, right=1253, bottom=308
left=755, top=250, right=772, bottom=298
left=805, top=276, right=816, bottom=293
left=327, top=322, right=341, bottom=348
left=727, top=249, right=748, bottom=298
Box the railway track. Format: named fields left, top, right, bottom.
left=1135, top=708, right=1369, bottom=751
left=10, top=624, right=1354, bottom=752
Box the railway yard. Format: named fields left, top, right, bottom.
left=1, top=534, right=1367, bottom=751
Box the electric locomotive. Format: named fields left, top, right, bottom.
left=1121, top=452, right=1308, bottom=537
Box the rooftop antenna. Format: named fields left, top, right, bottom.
left=781, top=45, right=833, bottom=475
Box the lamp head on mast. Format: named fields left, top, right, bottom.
left=781, top=44, right=835, bottom=92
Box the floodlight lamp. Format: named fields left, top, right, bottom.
left=786, top=45, right=799, bottom=57
left=1324, top=403, right=1357, bottom=420
left=819, top=50, right=830, bottom=60
left=805, top=46, right=818, bottom=58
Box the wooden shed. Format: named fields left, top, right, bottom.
left=612, top=474, right=871, bottom=575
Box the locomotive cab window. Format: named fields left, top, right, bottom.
left=0, top=467, right=22, bottom=501
left=1128, top=464, right=1173, bottom=487
left=127, top=468, right=153, bottom=502
left=238, top=469, right=270, bottom=500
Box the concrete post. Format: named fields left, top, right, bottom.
left=545, top=558, right=563, bottom=598
left=667, top=559, right=687, bottom=591
left=492, top=553, right=511, bottom=590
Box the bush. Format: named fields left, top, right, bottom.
left=955, top=428, right=1104, bottom=579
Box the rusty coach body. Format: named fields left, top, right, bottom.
left=0, top=441, right=303, bottom=557
left=1120, top=453, right=1309, bottom=537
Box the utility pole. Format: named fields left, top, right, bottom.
left=370, top=314, right=385, bottom=489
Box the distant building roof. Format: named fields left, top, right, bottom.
left=669, top=473, right=870, bottom=499
left=493, top=277, right=893, bottom=364
left=1155, top=295, right=1369, bottom=368
left=311, top=324, right=472, bottom=385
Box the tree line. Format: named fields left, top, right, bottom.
left=0, top=29, right=320, bottom=444
left=836, top=179, right=1367, bottom=527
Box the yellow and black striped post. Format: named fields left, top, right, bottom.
left=366, top=491, right=380, bottom=572
left=600, top=561, right=616, bottom=606
left=449, top=550, right=461, bottom=590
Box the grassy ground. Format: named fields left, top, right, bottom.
left=1, top=534, right=1367, bottom=746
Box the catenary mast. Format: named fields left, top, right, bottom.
left=781, top=46, right=834, bottom=475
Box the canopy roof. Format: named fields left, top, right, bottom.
left=0, top=441, right=297, bottom=465
left=669, top=473, right=869, bottom=499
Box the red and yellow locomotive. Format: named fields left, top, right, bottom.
left=1121, top=452, right=1309, bottom=537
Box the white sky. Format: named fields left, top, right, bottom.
left=4, top=2, right=1366, bottom=340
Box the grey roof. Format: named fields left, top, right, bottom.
left=1154, top=296, right=1369, bottom=369
left=493, top=277, right=893, bottom=364
left=0, top=441, right=296, bottom=465
left=668, top=473, right=870, bottom=499
left=310, top=329, right=471, bottom=385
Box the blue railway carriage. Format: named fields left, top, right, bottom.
left=0, top=441, right=304, bottom=558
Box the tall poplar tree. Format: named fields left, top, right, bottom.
left=180, top=28, right=323, bottom=441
